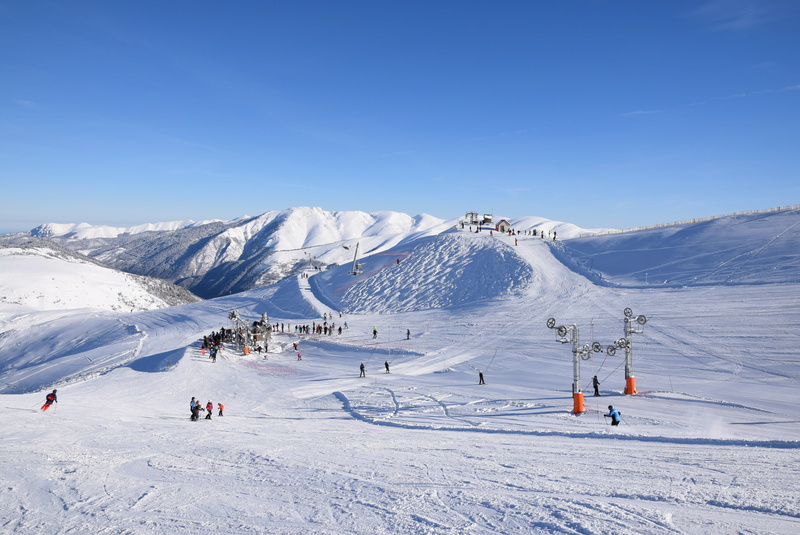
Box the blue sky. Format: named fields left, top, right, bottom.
left=1, top=0, right=798, bottom=233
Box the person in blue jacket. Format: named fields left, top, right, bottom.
left=190, top=397, right=200, bottom=421
left=605, top=405, right=621, bottom=426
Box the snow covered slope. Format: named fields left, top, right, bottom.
left=0, top=244, right=199, bottom=312
left=312, top=229, right=535, bottom=313
left=1, top=208, right=799, bottom=534
left=555, top=207, right=800, bottom=287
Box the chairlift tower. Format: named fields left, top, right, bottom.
left=547, top=318, right=603, bottom=414
left=602, top=308, right=648, bottom=394
left=349, top=242, right=362, bottom=276
left=622, top=308, right=647, bottom=394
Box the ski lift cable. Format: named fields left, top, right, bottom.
left=483, top=349, right=499, bottom=373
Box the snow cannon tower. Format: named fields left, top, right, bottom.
left=547, top=318, right=603, bottom=414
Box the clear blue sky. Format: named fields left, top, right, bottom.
left=2, top=0, right=798, bottom=233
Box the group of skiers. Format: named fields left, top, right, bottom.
left=190, top=396, right=224, bottom=421
left=202, top=330, right=228, bottom=362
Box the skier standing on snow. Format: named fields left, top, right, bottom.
left=217, top=403, right=224, bottom=417
left=190, top=397, right=200, bottom=421
left=385, top=360, right=390, bottom=374
left=593, top=375, right=600, bottom=397
left=478, top=371, right=485, bottom=385
left=41, top=389, right=58, bottom=411
left=373, top=327, right=378, bottom=339
left=605, top=405, right=621, bottom=426
left=359, top=362, right=366, bottom=378
left=406, top=329, right=410, bottom=340
left=205, top=401, right=213, bottom=420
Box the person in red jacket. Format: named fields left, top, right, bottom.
left=205, top=401, right=213, bottom=420
left=41, top=389, right=57, bottom=411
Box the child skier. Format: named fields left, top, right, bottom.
left=218, top=403, right=224, bottom=417
left=205, top=401, right=213, bottom=420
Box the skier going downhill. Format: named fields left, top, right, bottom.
left=41, top=389, right=58, bottom=411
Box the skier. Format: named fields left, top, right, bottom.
left=605, top=405, right=621, bottom=426
left=190, top=397, right=200, bottom=421
left=359, top=362, right=366, bottom=378
left=205, top=401, right=213, bottom=420
left=593, top=375, right=600, bottom=397
left=217, top=402, right=224, bottom=417
left=41, top=389, right=58, bottom=411
left=385, top=360, right=390, bottom=374
left=406, top=329, right=410, bottom=340
left=373, top=327, right=378, bottom=339
left=478, top=371, right=485, bottom=385
left=297, top=352, right=302, bottom=361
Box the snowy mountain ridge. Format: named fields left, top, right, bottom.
left=17, top=207, right=608, bottom=299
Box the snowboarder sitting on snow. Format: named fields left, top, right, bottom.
left=205, top=401, right=213, bottom=420
left=605, top=405, right=621, bottom=426
left=41, top=389, right=58, bottom=411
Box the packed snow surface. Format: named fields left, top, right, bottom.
left=1, top=208, right=799, bottom=534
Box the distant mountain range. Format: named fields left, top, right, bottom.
left=9, top=207, right=599, bottom=300
left=5, top=205, right=796, bottom=310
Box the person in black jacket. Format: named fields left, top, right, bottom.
left=41, top=389, right=58, bottom=411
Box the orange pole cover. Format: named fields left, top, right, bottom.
left=624, top=376, right=637, bottom=395
left=572, top=392, right=584, bottom=414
